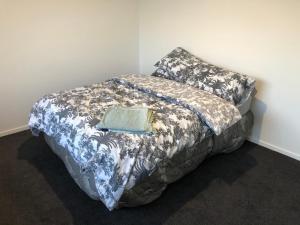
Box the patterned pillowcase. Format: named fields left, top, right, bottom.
left=151, top=67, right=174, bottom=80
left=154, top=47, right=256, bottom=105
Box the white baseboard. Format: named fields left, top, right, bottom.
left=0, top=125, right=29, bottom=138
left=247, top=137, right=300, bottom=161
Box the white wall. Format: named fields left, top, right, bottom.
left=139, top=0, right=300, bottom=159
left=1, top=0, right=300, bottom=160
left=0, top=0, right=139, bottom=136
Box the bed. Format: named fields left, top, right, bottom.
left=29, top=48, right=256, bottom=211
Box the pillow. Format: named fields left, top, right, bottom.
left=154, top=47, right=256, bottom=106
left=153, top=48, right=198, bottom=82
left=152, top=67, right=175, bottom=80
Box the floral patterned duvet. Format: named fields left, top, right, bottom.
left=29, top=74, right=241, bottom=210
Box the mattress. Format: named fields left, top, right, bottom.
left=44, top=111, right=253, bottom=208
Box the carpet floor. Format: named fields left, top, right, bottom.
left=0, top=130, right=300, bottom=225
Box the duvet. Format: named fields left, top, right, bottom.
left=29, top=74, right=242, bottom=210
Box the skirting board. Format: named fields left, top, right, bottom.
left=248, top=137, right=300, bottom=161
left=0, top=125, right=29, bottom=138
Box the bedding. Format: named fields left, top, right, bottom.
left=29, top=74, right=250, bottom=210
left=152, top=67, right=176, bottom=81
left=153, top=47, right=256, bottom=106
left=153, top=67, right=256, bottom=115
left=116, top=74, right=241, bottom=135
left=44, top=110, right=253, bottom=208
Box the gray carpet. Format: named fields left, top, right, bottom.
left=0, top=130, right=300, bottom=225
